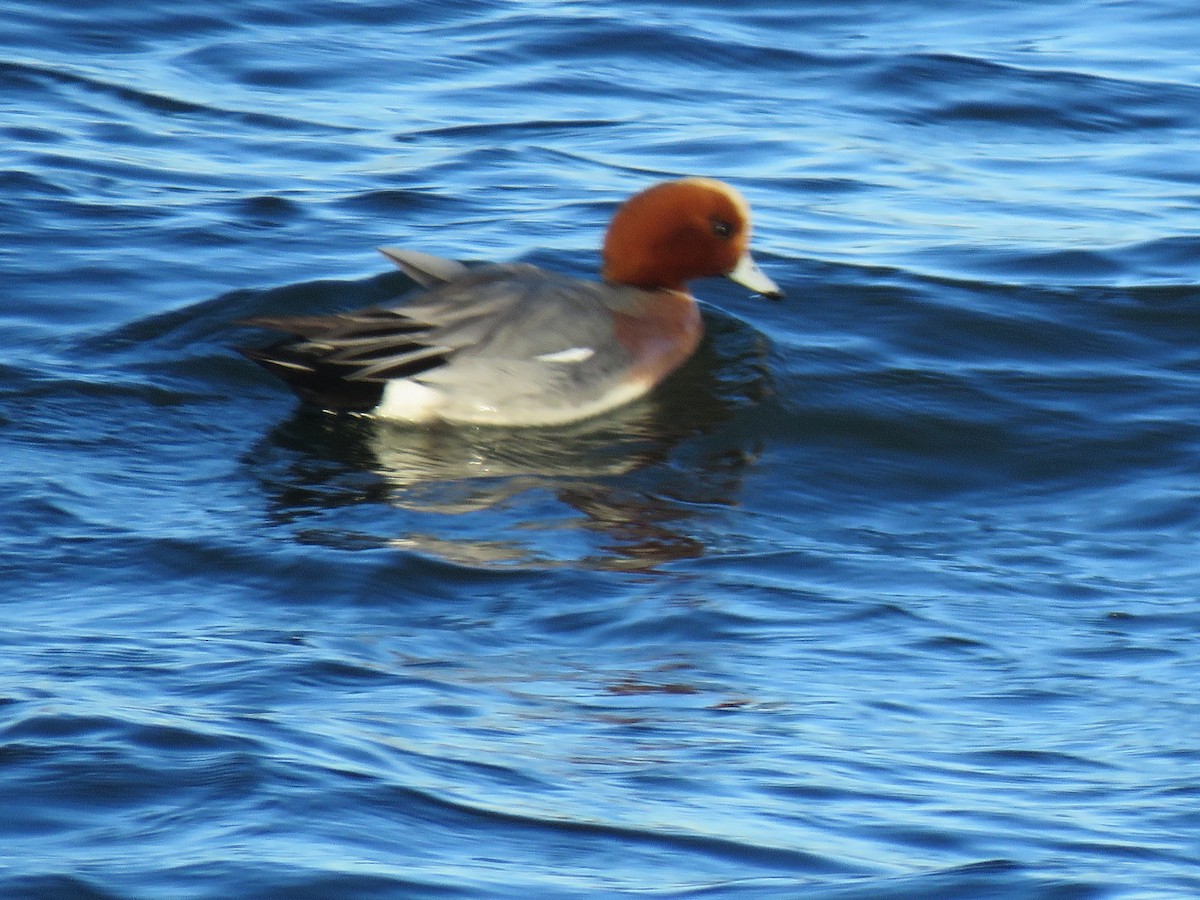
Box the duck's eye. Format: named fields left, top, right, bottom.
left=711, top=218, right=736, bottom=239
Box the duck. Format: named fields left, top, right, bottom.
left=239, top=177, right=783, bottom=426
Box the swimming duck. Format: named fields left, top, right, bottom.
left=240, top=177, right=782, bottom=426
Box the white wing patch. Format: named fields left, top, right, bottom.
left=534, top=347, right=595, bottom=364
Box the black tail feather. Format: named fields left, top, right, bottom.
left=238, top=344, right=385, bottom=413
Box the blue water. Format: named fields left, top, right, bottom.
left=3, top=1, right=1199, bottom=897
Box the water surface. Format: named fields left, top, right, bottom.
left=2, top=1, right=1198, bottom=897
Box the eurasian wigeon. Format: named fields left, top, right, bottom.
left=240, top=177, right=782, bottom=426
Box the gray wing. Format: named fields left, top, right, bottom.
left=378, top=248, right=468, bottom=287
left=398, top=266, right=650, bottom=416
left=240, top=264, right=643, bottom=415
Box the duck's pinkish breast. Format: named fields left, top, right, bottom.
left=611, top=292, right=703, bottom=387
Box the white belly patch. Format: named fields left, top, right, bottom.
left=375, top=379, right=445, bottom=422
